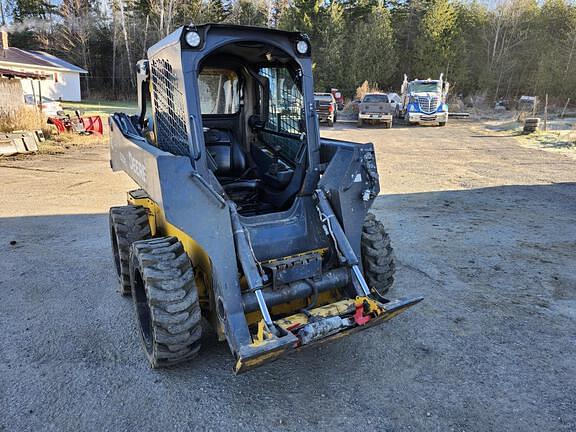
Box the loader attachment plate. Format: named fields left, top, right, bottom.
left=234, top=295, right=422, bottom=374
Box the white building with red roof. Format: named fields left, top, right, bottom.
left=0, top=30, right=87, bottom=102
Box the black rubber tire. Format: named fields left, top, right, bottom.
left=129, top=236, right=202, bottom=368
left=361, top=213, right=395, bottom=296
left=327, top=118, right=334, bottom=127
left=109, top=205, right=151, bottom=296
left=439, top=121, right=447, bottom=127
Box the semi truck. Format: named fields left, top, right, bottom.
left=397, top=74, right=449, bottom=126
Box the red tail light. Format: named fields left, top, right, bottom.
left=329, top=105, right=334, bottom=113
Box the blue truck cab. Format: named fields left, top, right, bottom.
left=399, top=74, right=449, bottom=126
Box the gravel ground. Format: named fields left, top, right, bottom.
left=1, top=120, right=575, bottom=431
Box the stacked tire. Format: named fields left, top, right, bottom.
left=523, top=117, right=540, bottom=134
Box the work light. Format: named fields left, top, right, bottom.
left=296, top=40, right=309, bottom=54
left=185, top=31, right=201, bottom=48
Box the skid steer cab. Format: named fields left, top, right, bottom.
left=108, top=24, right=422, bottom=373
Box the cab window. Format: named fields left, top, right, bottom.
left=259, top=67, right=303, bottom=135
left=198, top=69, right=240, bottom=114
left=363, top=94, right=388, bottom=103
left=258, top=66, right=305, bottom=163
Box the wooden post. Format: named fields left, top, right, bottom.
left=38, top=80, right=42, bottom=113
left=561, top=98, right=570, bottom=118
left=532, top=96, right=538, bottom=116
left=31, top=79, right=37, bottom=107
left=544, top=93, right=548, bottom=131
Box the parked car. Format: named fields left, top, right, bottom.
left=314, top=92, right=337, bottom=126
left=358, top=93, right=393, bottom=128
left=24, top=94, right=64, bottom=117
left=331, top=88, right=345, bottom=110
left=387, top=92, right=402, bottom=111
left=349, top=99, right=361, bottom=114
left=517, top=95, right=536, bottom=112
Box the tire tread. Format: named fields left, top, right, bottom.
left=361, top=213, right=396, bottom=296
left=130, top=236, right=202, bottom=368
left=109, top=205, right=151, bottom=295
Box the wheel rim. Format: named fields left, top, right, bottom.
left=132, top=268, right=154, bottom=355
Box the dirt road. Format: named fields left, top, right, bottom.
left=1, top=120, right=575, bottom=431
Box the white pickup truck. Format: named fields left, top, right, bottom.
left=357, top=93, right=394, bottom=128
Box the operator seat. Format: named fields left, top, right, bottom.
left=203, top=129, right=246, bottom=177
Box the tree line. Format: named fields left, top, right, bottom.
left=2, top=0, right=576, bottom=103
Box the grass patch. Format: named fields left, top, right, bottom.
left=1, top=104, right=111, bottom=157
left=61, top=99, right=139, bottom=116
left=517, top=130, right=576, bottom=151
left=485, top=120, right=522, bottom=134
left=480, top=118, right=576, bottom=159
left=0, top=108, right=50, bottom=135
left=0, top=132, right=106, bottom=159
left=37, top=132, right=107, bottom=155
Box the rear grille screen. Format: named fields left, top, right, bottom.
left=150, top=58, right=190, bottom=156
